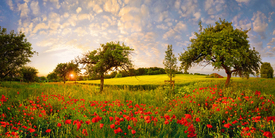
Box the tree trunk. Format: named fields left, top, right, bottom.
left=100, top=75, right=104, bottom=92
left=64, top=76, right=66, bottom=84
left=225, top=73, right=231, bottom=87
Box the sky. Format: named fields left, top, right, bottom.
left=1, top=0, right=275, bottom=77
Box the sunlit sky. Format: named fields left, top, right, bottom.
left=1, top=0, right=275, bottom=77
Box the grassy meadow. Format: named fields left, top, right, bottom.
left=0, top=74, right=275, bottom=137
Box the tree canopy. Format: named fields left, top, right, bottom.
left=163, top=45, right=177, bottom=82
left=20, top=66, right=38, bottom=83
left=77, top=41, right=134, bottom=92
left=260, top=62, right=274, bottom=78
left=0, top=26, right=36, bottom=80
left=179, top=19, right=262, bottom=86
left=54, top=62, right=79, bottom=84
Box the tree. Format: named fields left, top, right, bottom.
left=40, top=76, right=47, bottom=82
left=179, top=19, right=261, bottom=87
left=163, top=45, right=178, bottom=83
left=77, top=41, right=134, bottom=92
left=0, top=26, right=36, bottom=81
left=20, top=66, right=38, bottom=83
left=54, top=62, right=79, bottom=84
left=47, top=72, right=59, bottom=82
left=260, top=62, right=274, bottom=78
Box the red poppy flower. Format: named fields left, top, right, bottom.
left=206, top=124, right=212, bottom=128
left=263, top=131, right=273, bottom=138
left=110, top=124, right=115, bottom=129
left=57, top=123, right=61, bottom=127
left=131, top=129, right=136, bottom=134
left=65, top=119, right=71, bottom=124
left=128, top=125, right=132, bottom=130
left=45, top=129, right=51, bottom=133
left=82, top=129, right=88, bottom=136
left=195, top=118, right=200, bottom=122
left=100, top=123, right=104, bottom=129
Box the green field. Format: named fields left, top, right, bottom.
left=0, top=76, right=275, bottom=138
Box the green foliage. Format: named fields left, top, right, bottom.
left=20, top=66, right=38, bottom=83
left=163, top=45, right=177, bottom=81
left=0, top=26, right=36, bottom=80
left=179, top=19, right=261, bottom=86
left=40, top=76, right=47, bottom=82
left=115, top=73, right=122, bottom=78
left=54, top=62, right=79, bottom=84
left=207, top=73, right=223, bottom=78
left=77, top=41, right=134, bottom=92
left=47, top=72, right=59, bottom=82
left=260, top=62, right=274, bottom=78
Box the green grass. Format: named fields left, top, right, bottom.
left=0, top=77, right=275, bottom=138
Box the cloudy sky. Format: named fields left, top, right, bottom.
left=1, top=0, right=275, bottom=77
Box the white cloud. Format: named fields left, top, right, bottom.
left=7, top=0, right=14, bottom=11
left=49, top=12, right=60, bottom=22
left=156, top=24, right=168, bottom=30
left=63, top=12, right=69, bottom=18
left=103, top=15, right=116, bottom=26
left=78, top=14, right=92, bottom=20
left=87, top=1, right=103, bottom=14
left=271, top=47, right=275, bottom=52
left=273, top=30, right=275, bottom=35
left=61, top=28, right=72, bottom=35
left=267, top=38, right=275, bottom=46
left=193, top=12, right=201, bottom=21
left=174, top=21, right=187, bottom=32
left=268, top=12, right=274, bottom=22
left=76, top=7, right=82, bottom=13
left=175, top=0, right=181, bottom=9
left=17, top=2, right=30, bottom=18
left=33, top=23, right=48, bottom=34
left=235, top=0, right=250, bottom=3
left=144, top=32, right=156, bottom=41
left=163, top=21, right=187, bottom=39
left=180, top=0, right=197, bottom=17
left=104, top=0, right=120, bottom=14
left=67, top=14, right=78, bottom=26
left=251, top=11, right=268, bottom=39
left=49, top=0, right=60, bottom=9
left=204, top=0, right=225, bottom=15
left=74, top=27, right=88, bottom=36
left=163, top=29, right=176, bottom=39
left=157, top=11, right=168, bottom=22
left=30, top=0, right=40, bottom=15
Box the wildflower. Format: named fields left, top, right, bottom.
left=109, top=117, right=113, bottom=122
left=263, top=131, right=273, bottom=138
left=131, top=129, right=136, bottom=134
left=45, top=129, right=51, bottom=133
left=65, top=119, right=71, bottom=124
left=195, top=118, right=200, bottom=122
left=86, top=120, right=90, bottom=125
left=207, top=124, right=212, bottom=128
left=128, top=125, right=132, bottom=130
left=164, top=120, right=169, bottom=124
left=100, top=123, right=104, bottom=129
left=224, top=123, right=232, bottom=128
left=110, top=124, right=115, bottom=129
left=57, top=123, right=61, bottom=127
left=82, top=129, right=88, bottom=136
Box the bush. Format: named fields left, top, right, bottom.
left=207, top=73, right=223, bottom=78
left=115, top=73, right=122, bottom=78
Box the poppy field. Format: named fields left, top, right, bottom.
left=0, top=78, right=275, bottom=138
